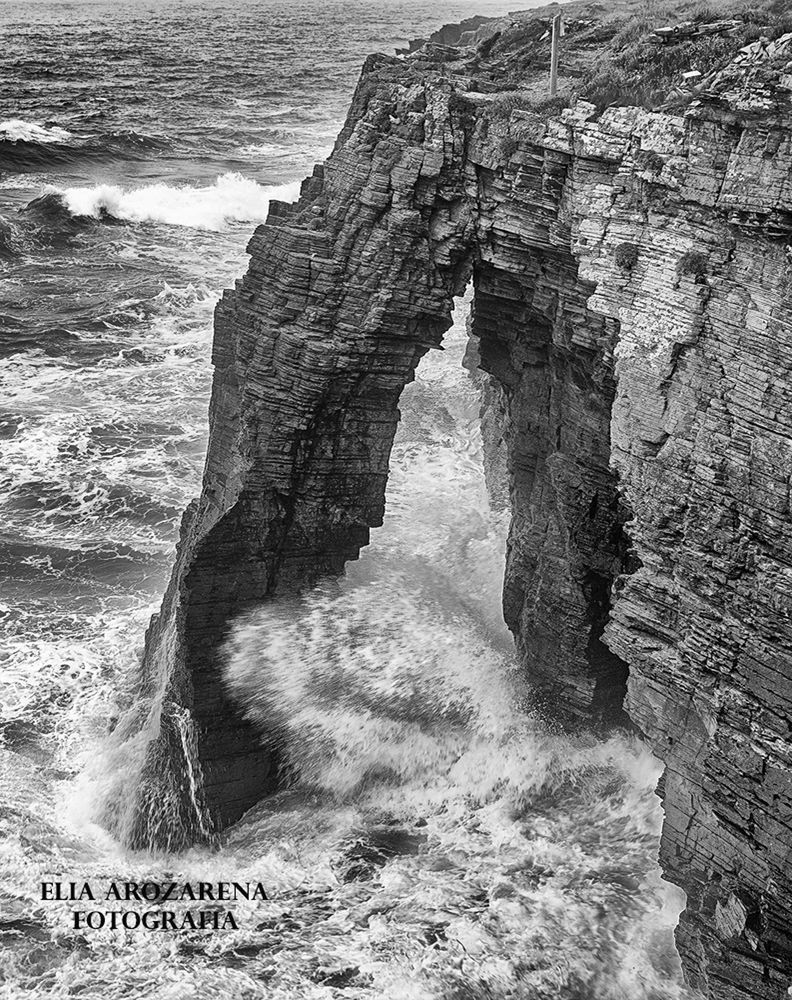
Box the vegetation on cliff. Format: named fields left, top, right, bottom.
left=442, top=0, right=792, bottom=113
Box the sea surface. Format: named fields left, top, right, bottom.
left=0, top=2, right=692, bottom=997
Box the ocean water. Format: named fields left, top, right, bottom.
left=0, top=2, right=693, bottom=997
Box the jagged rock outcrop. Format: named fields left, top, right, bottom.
left=397, top=14, right=500, bottom=56
left=126, top=5, right=792, bottom=998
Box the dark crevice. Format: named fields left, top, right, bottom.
left=471, top=257, right=634, bottom=727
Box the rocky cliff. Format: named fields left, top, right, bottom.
left=124, top=3, right=792, bottom=997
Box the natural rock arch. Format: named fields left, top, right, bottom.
left=116, top=39, right=792, bottom=1000
left=124, top=58, right=629, bottom=848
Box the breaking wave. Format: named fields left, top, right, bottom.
left=0, top=118, right=75, bottom=143
left=0, top=119, right=170, bottom=169
left=33, top=173, right=301, bottom=231
left=224, top=573, right=521, bottom=798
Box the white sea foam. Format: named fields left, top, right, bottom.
left=54, top=172, right=301, bottom=231
left=235, top=142, right=291, bottom=158
left=0, top=277, right=222, bottom=549
left=0, top=118, right=75, bottom=143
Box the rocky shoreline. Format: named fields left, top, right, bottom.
left=125, top=2, right=792, bottom=996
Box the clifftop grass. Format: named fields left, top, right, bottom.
left=464, top=0, right=792, bottom=113
left=581, top=1, right=792, bottom=108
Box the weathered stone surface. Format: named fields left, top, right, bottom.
left=125, top=6, right=792, bottom=998
left=128, top=56, right=476, bottom=851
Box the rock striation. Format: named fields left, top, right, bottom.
left=125, top=4, right=792, bottom=997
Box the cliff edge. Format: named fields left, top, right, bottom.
left=119, top=2, right=792, bottom=997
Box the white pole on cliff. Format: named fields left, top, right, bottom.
left=549, top=12, right=562, bottom=97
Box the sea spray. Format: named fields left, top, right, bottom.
left=92, top=692, right=217, bottom=854
left=223, top=574, right=524, bottom=798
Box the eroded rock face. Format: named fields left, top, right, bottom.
left=520, top=70, right=792, bottom=1000
left=131, top=57, right=476, bottom=849
left=128, top=15, right=792, bottom=1000
left=586, top=96, right=792, bottom=1000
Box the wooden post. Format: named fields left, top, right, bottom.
left=550, top=12, right=562, bottom=97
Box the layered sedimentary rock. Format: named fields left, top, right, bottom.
left=130, top=59, right=475, bottom=849
left=128, top=5, right=792, bottom=998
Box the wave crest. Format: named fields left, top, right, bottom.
left=44, top=173, right=300, bottom=231
left=0, top=123, right=170, bottom=169
left=0, top=118, right=75, bottom=143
